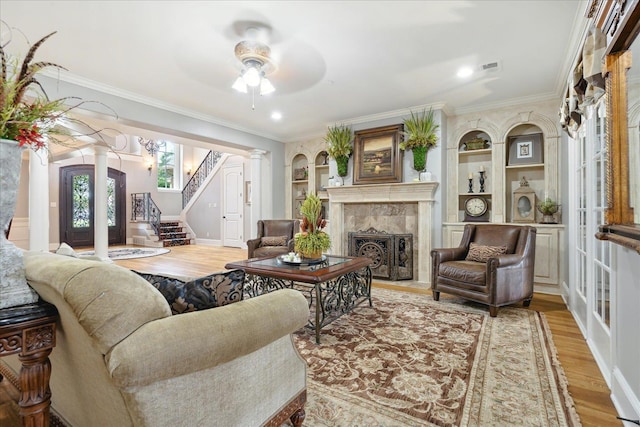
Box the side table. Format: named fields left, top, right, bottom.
left=0, top=300, right=58, bottom=427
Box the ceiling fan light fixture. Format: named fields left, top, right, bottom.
left=232, top=75, right=248, bottom=93
left=232, top=37, right=277, bottom=106
left=260, top=76, right=275, bottom=95
left=243, top=63, right=262, bottom=87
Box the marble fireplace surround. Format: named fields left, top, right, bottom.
left=326, top=182, right=439, bottom=283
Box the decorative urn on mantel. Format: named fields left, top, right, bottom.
left=0, top=139, right=38, bottom=308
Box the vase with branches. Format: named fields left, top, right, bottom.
left=400, top=108, right=439, bottom=177
left=0, top=23, right=115, bottom=308
left=324, top=124, right=353, bottom=179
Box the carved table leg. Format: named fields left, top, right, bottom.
left=290, top=407, right=306, bottom=427
left=18, top=348, right=53, bottom=427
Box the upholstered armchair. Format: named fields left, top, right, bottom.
left=431, top=224, right=537, bottom=317
left=247, top=219, right=300, bottom=259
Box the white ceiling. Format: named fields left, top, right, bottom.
left=1, top=1, right=586, bottom=144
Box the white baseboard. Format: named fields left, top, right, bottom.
left=611, top=367, right=640, bottom=425
left=195, top=238, right=223, bottom=246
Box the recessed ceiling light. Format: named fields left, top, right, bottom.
left=271, top=111, right=282, bottom=120
left=457, top=67, right=474, bottom=78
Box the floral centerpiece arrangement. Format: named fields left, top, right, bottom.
left=400, top=108, right=439, bottom=174
left=294, top=193, right=331, bottom=259
left=324, top=124, right=353, bottom=179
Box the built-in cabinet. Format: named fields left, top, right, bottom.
left=286, top=140, right=332, bottom=222
left=445, top=104, right=564, bottom=292
left=290, top=153, right=308, bottom=219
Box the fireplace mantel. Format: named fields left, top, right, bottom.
left=327, top=181, right=439, bottom=283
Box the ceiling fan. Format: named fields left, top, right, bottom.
left=231, top=26, right=277, bottom=108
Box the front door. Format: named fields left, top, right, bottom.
left=59, top=165, right=126, bottom=247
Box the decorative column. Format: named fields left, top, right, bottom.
left=250, top=150, right=266, bottom=239
left=28, top=150, right=49, bottom=252
left=93, top=146, right=109, bottom=261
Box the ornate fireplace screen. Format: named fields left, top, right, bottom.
left=348, top=228, right=413, bottom=280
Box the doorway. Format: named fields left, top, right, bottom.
left=59, top=165, right=126, bottom=247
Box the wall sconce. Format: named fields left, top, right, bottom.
left=185, top=164, right=192, bottom=177
left=146, top=161, right=153, bottom=176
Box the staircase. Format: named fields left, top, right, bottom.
left=129, top=151, right=224, bottom=248
left=157, top=221, right=192, bottom=247
left=131, top=220, right=193, bottom=247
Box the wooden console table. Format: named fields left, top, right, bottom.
left=0, top=301, right=58, bottom=427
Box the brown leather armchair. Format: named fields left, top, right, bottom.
left=431, top=224, right=537, bottom=317
left=247, top=219, right=300, bottom=259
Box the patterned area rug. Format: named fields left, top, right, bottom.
left=292, top=288, right=581, bottom=426
left=77, top=247, right=170, bottom=260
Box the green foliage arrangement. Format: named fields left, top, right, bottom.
left=324, top=124, right=353, bottom=159
left=399, top=108, right=439, bottom=151
left=295, top=193, right=331, bottom=257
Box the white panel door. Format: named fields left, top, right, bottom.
left=223, top=165, right=244, bottom=248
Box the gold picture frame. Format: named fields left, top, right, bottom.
left=353, top=124, right=403, bottom=185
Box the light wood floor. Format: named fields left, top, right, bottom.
left=0, top=245, right=621, bottom=426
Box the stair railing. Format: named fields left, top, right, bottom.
left=182, top=150, right=223, bottom=208
left=131, top=192, right=162, bottom=235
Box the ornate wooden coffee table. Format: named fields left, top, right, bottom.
left=225, top=255, right=372, bottom=343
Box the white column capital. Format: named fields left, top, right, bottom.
left=250, top=149, right=267, bottom=159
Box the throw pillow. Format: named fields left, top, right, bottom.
left=134, top=270, right=245, bottom=315
left=260, top=235, right=288, bottom=247
left=56, top=242, right=78, bottom=258
left=465, top=242, right=508, bottom=263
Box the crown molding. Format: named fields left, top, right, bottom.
left=336, top=102, right=451, bottom=127
left=41, top=69, right=282, bottom=143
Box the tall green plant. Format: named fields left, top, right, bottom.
left=399, top=108, right=439, bottom=151
left=324, top=124, right=353, bottom=159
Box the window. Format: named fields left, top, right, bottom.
left=156, top=141, right=182, bottom=190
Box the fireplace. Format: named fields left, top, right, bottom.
left=348, top=228, right=413, bottom=280
left=326, top=181, right=438, bottom=283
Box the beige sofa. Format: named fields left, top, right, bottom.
left=2, top=251, right=309, bottom=426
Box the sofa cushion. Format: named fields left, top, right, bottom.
left=56, top=242, right=78, bottom=257
left=135, top=270, right=245, bottom=315
left=465, top=242, right=508, bottom=263
left=260, top=235, right=288, bottom=247
left=439, top=260, right=486, bottom=285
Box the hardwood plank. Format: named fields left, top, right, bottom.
left=0, top=245, right=621, bottom=426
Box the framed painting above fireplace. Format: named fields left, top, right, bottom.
left=353, top=124, right=403, bottom=185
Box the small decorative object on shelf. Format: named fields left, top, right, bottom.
left=537, top=197, right=560, bottom=224
left=513, top=177, right=537, bottom=223
left=464, top=196, right=490, bottom=222
left=321, top=151, right=329, bottom=165
left=464, top=137, right=489, bottom=151
left=479, top=170, right=486, bottom=193
left=468, top=173, right=474, bottom=193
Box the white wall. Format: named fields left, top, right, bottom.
left=611, top=245, right=640, bottom=422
